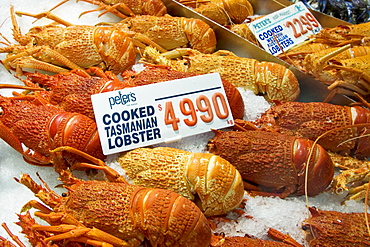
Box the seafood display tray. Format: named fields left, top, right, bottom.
left=0, top=0, right=365, bottom=246
left=163, top=0, right=353, bottom=105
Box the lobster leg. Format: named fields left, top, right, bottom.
left=97, top=3, right=135, bottom=18
left=51, top=146, right=128, bottom=184
left=77, top=0, right=134, bottom=19
left=1, top=223, right=25, bottom=247
left=267, top=228, right=304, bottom=247
left=326, top=64, right=370, bottom=93
left=243, top=180, right=296, bottom=198
left=21, top=200, right=52, bottom=215
left=2, top=46, right=83, bottom=76
left=30, top=213, right=132, bottom=247
left=0, top=122, right=52, bottom=166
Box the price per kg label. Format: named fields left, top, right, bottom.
left=249, top=2, right=322, bottom=56
left=91, top=73, right=234, bottom=155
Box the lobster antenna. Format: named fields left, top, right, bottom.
left=304, top=132, right=321, bottom=205
left=0, top=16, right=11, bottom=45
left=354, top=92, right=370, bottom=109
left=49, top=0, right=69, bottom=12
left=271, top=0, right=288, bottom=8
left=15, top=10, right=73, bottom=27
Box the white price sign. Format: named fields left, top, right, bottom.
left=91, top=73, right=234, bottom=155
left=249, top=2, right=322, bottom=56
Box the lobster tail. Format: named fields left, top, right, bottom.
left=352, top=105, right=370, bottom=159
left=94, top=26, right=136, bottom=74
left=222, top=0, right=254, bottom=24
left=141, top=0, right=168, bottom=16
left=182, top=18, right=217, bottom=54
left=132, top=188, right=212, bottom=247
left=49, top=112, right=106, bottom=168
left=221, top=78, right=245, bottom=119
left=117, top=147, right=244, bottom=216
left=208, top=129, right=334, bottom=197
left=186, top=153, right=245, bottom=216
left=254, top=61, right=300, bottom=102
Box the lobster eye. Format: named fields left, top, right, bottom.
left=61, top=192, right=68, bottom=197
left=302, top=225, right=308, bottom=231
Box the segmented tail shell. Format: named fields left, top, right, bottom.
left=117, top=147, right=244, bottom=216
left=254, top=61, right=300, bottom=102
left=132, top=187, right=212, bottom=247
left=181, top=18, right=217, bottom=54
left=94, top=26, right=137, bottom=73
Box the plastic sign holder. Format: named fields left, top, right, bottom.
left=249, top=2, right=322, bottom=56
left=92, top=73, right=234, bottom=155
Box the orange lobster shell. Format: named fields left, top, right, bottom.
left=255, top=101, right=370, bottom=159
left=21, top=67, right=130, bottom=120
left=20, top=65, right=244, bottom=120
left=14, top=169, right=212, bottom=247
left=208, top=129, right=334, bottom=197
left=302, top=207, right=370, bottom=246
left=0, top=95, right=105, bottom=172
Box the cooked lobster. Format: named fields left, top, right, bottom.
left=0, top=95, right=105, bottom=174
left=13, top=149, right=212, bottom=247
left=9, top=65, right=244, bottom=120
left=208, top=128, right=334, bottom=197
left=117, top=146, right=245, bottom=216
left=302, top=207, right=370, bottom=246
left=140, top=47, right=300, bottom=102
left=254, top=101, right=370, bottom=159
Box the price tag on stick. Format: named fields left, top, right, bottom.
left=91, top=73, right=234, bottom=155
left=249, top=2, right=322, bottom=56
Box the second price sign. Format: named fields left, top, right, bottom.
left=92, top=73, right=234, bottom=155
left=249, top=2, right=322, bottom=56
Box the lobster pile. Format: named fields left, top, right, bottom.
left=0, top=0, right=369, bottom=247
left=279, top=22, right=370, bottom=101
